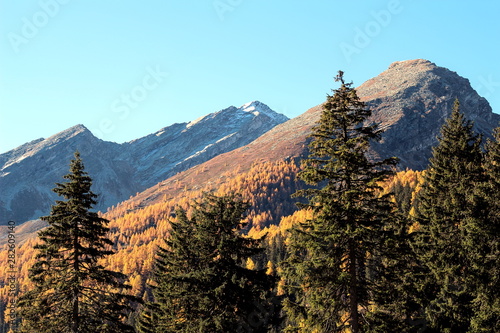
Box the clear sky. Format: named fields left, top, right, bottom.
left=1, top=1, right=499, bottom=153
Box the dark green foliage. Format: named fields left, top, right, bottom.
left=469, top=127, right=500, bottom=332
left=138, top=193, right=279, bottom=333
left=413, top=100, right=496, bottom=332
left=265, top=231, right=287, bottom=266
left=17, top=152, right=138, bottom=333
left=281, top=71, right=403, bottom=332
left=391, top=179, right=414, bottom=216
left=366, top=213, right=431, bottom=333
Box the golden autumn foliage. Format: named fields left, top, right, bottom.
left=0, top=160, right=303, bottom=310
left=0, top=163, right=423, bottom=326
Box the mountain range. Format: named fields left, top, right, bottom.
left=1, top=59, right=499, bottom=226
left=119, top=59, right=499, bottom=212
left=0, top=101, right=288, bottom=223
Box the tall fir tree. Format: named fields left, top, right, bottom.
left=18, top=152, right=139, bottom=333
left=138, top=193, right=278, bottom=333
left=413, top=100, right=487, bottom=332
left=281, top=71, right=402, bottom=332
left=469, top=126, right=500, bottom=331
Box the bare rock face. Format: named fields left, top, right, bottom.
left=357, top=59, right=499, bottom=169
left=0, top=102, right=288, bottom=223
left=126, top=101, right=288, bottom=186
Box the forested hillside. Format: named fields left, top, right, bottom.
left=0, top=159, right=306, bottom=328
left=2, top=126, right=498, bottom=331
left=0, top=157, right=427, bottom=331
left=1, top=61, right=499, bottom=331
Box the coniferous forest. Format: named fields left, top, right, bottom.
left=1, top=72, right=499, bottom=332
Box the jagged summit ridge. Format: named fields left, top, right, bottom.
left=241, top=101, right=289, bottom=123
left=1, top=124, right=96, bottom=172
left=126, top=101, right=289, bottom=186
left=0, top=102, right=289, bottom=223
left=57, top=123, right=89, bottom=136
left=185, top=101, right=287, bottom=129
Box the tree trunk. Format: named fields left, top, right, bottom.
left=349, top=240, right=359, bottom=333
left=72, top=218, right=79, bottom=333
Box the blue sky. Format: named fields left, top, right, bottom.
left=1, top=1, right=499, bottom=153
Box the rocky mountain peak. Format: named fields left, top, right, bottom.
left=124, top=59, right=500, bottom=212
left=387, top=58, right=436, bottom=70
left=240, top=101, right=289, bottom=123
left=1, top=124, right=95, bottom=172
left=356, top=59, right=498, bottom=169
left=128, top=101, right=289, bottom=186
left=60, top=123, right=89, bottom=135
left=42, top=124, right=96, bottom=149
left=3, top=60, right=499, bottom=224
left=185, top=101, right=287, bottom=130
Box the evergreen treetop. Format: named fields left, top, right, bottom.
left=18, top=151, right=138, bottom=333
left=282, top=71, right=402, bottom=333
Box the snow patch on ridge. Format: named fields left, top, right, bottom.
left=181, top=132, right=237, bottom=163
left=240, top=101, right=289, bottom=123
left=186, top=114, right=209, bottom=129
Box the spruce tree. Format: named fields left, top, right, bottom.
left=138, top=193, right=278, bottom=333
left=137, top=208, right=198, bottom=333
left=18, top=152, right=138, bottom=333
left=470, top=127, right=500, bottom=331
left=281, top=71, right=401, bottom=332
left=413, top=100, right=486, bottom=332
